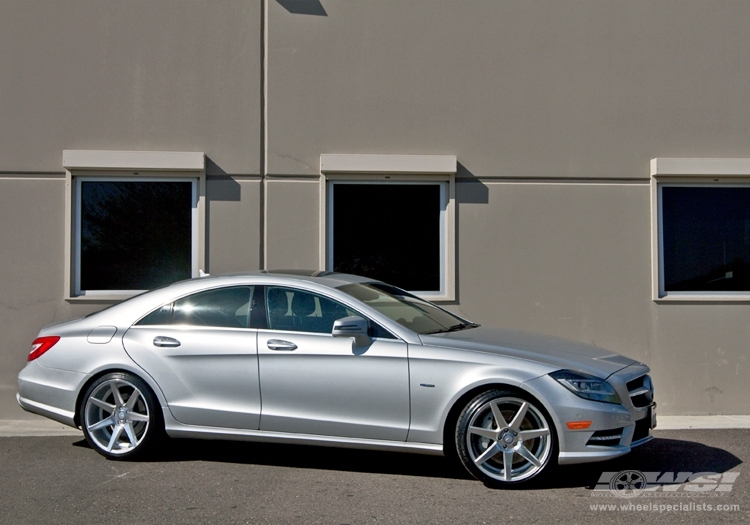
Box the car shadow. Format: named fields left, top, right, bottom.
left=72, top=437, right=473, bottom=480
left=71, top=433, right=742, bottom=487
left=543, top=435, right=743, bottom=490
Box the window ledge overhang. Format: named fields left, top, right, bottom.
left=320, top=154, right=456, bottom=174
left=651, top=158, right=750, bottom=177
left=63, top=150, right=205, bottom=171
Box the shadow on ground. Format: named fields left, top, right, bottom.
left=71, top=431, right=743, bottom=490
left=550, top=436, right=742, bottom=490
left=72, top=437, right=472, bottom=480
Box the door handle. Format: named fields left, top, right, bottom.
left=153, top=336, right=181, bottom=348
left=267, top=339, right=297, bottom=351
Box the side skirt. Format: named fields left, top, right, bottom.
left=164, top=421, right=444, bottom=456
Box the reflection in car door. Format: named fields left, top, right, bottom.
left=123, top=286, right=261, bottom=430
left=257, top=286, right=410, bottom=441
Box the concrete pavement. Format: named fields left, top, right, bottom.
left=0, top=428, right=747, bottom=524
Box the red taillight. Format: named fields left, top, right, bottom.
left=28, top=336, right=60, bottom=361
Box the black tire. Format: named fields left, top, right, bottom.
left=80, top=372, right=164, bottom=460
left=455, top=389, right=557, bottom=487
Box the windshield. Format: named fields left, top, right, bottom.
left=338, top=282, right=478, bottom=335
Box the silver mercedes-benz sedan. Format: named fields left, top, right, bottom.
left=17, top=270, right=655, bottom=486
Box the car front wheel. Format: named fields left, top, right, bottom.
left=455, top=389, right=556, bottom=486
left=80, top=372, right=162, bottom=460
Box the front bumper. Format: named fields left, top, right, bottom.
left=523, top=368, right=655, bottom=466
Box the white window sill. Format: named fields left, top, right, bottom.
left=654, top=293, right=750, bottom=303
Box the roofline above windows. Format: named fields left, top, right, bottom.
left=63, top=150, right=205, bottom=172
left=320, top=154, right=456, bottom=174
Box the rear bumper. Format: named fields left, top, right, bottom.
left=16, top=393, right=76, bottom=427
left=16, top=360, right=84, bottom=429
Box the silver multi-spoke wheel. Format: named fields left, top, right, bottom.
left=456, top=390, right=555, bottom=485
left=81, top=373, right=160, bottom=459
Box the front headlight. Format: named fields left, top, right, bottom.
left=550, top=370, right=621, bottom=404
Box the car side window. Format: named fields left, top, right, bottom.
left=265, top=286, right=395, bottom=338
left=137, top=286, right=254, bottom=328
left=137, top=304, right=172, bottom=326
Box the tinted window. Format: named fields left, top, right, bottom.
left=332, top=183, right=441, bottom=292
left=339, top=282, right=470, bottom=335
left=662, top=186, right=750, bottom=291
left=137, top=304, right=172, bottom=326
left=266, top=286, right=394, bottom=338
left=138, top=286, right=254, bottom=328
left=80, top=180, right=193, bottom=290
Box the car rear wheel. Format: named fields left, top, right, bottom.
left=455, top=389, right=556, bottom=486
left=80, top=372, right=162, bottom=460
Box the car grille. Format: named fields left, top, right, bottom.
left=626, top=374, right=654, bottom=408
left=586, top=428, right=623, bottom=447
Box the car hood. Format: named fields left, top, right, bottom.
left=419, top=325, right=636, bottom=378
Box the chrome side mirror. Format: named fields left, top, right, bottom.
left=332, top=316, right=372, bottom=347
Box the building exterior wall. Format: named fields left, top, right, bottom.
left=265, top=179, right=321, bottom=270
left=207, top=177, right=263, bottom=273
left=0, top=0, right=263, bottom=418
left=1, top=0, right=749, bottom=417
left=0, top=0, right=261, bottom=175
left=266, top=0, right=750, bottom=178
left=0, top=177, right=69, bottom=416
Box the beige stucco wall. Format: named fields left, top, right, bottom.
left=206, top=177, right=263, bottom=273
left=263, top=0, right=750, bottom=413
left=0, top=177, right=79, bottom=418
left=0, top=0, right=261, bottom=175
left=0, top=0, right=264, bottom=416
left=267, top=0, right=750, bottom=179
left=454, top=181, right=749, bottom=415
left=264, top=179, right=321, bottom=270
left=1, top=0, right=750, bottom=417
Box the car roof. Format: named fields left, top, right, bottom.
left=82, top=270, right=379, bottom=326
left=205, top=269, right=376, bottom=289
left=263, top=269, right=373, bottom=286
left=146, top=270, right=380, bottom=308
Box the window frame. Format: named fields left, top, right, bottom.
left=319, top=154, right=456, bottom=302
left=263, top=285, right=397, bottom=339
left=651, top=158, right=750, bottom=302
left=73, top=176, right=199, bottom=297
left=63, top=150, right=206, bottom=302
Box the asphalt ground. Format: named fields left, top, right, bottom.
left=0, top=429, right=747, bottom=525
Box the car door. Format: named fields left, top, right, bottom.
left=258, top=285, right=410, bottom=441
left=123, top=285, right=262, bottom=430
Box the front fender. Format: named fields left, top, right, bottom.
left=406, top=344, right=554, bottom=445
